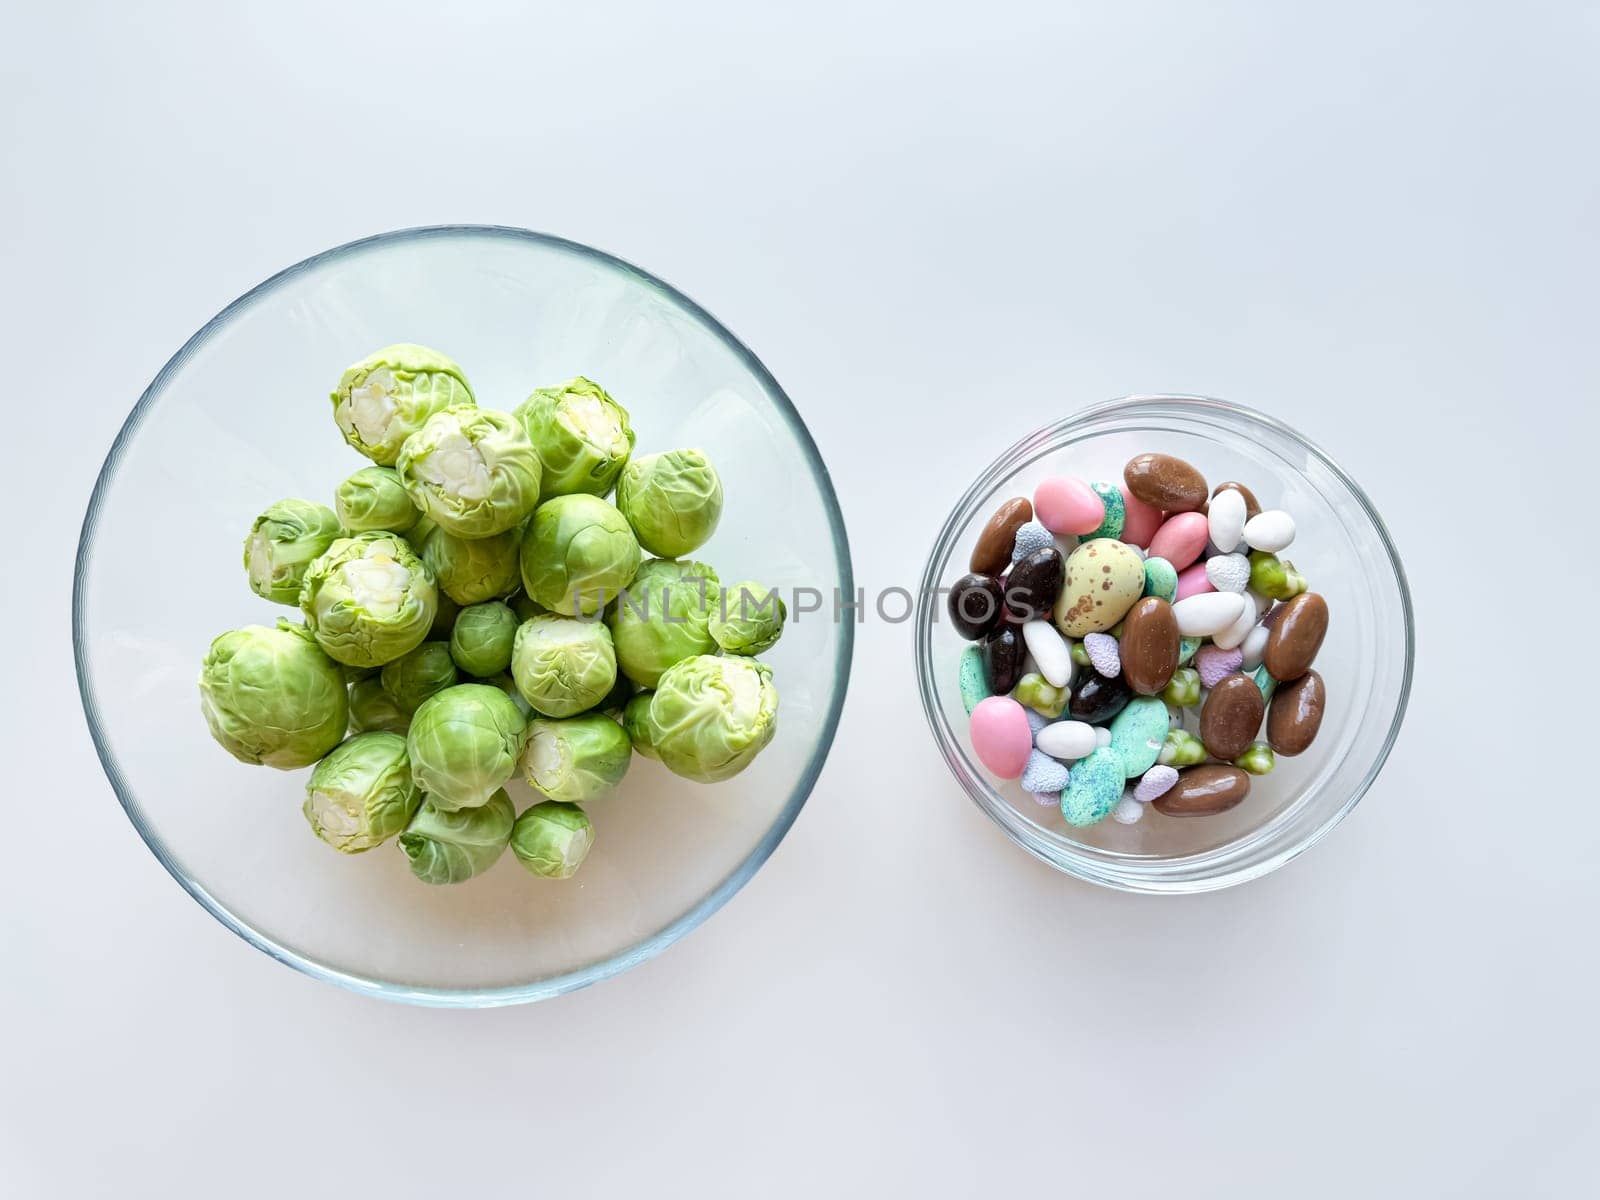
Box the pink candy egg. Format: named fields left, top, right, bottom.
left=1175, top=561, right=1216, bottom=601
left=1148, top=512, right=1209, bottom=570
left=1118, top=486, right=1164, bottom=548
left=968, top=696, right=1033, bottom=778
left=1033, top=476, right=1105, bottom=536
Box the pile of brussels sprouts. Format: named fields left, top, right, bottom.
left=199, top=344, right=784, bottom=885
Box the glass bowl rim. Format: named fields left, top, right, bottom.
left=71, top=223, right=856, bottom=1007
left=913, top=393, right=1414, bottom=893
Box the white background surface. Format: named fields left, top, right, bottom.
left=4, top=3, right=1597, bottom=1196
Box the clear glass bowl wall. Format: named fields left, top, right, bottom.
left=74, top=227, right=853, bottom=1005
left=914, top=396, right=1412, bottom=893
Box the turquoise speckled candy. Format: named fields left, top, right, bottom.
left=1142, top=555, right=1178, bottom=603
left=1251, top=663, right=1277, bottom=704
left=1108, top=695, right=1168, bottom=779
left=959, top=644, right=992, bottom=714
left=1087, top=481, right=1125, bottom=540
left=1060, top=747, right=1124, bottom=827
left=1177, top=636, right=1202, bottom=666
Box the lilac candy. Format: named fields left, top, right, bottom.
left=1194, top=643, right=1244, bottom=689
left=1133, top=764, right=1179, bottom=802
left=1020, top=749, right=1070, bottom=794
left=1084, top=632, right=1121, bottom=678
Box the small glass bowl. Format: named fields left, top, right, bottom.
left=73, top=226, right=853, bottom=1005
left=914, top=396, right=1413, bottom=893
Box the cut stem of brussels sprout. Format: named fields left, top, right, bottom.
left=396, top=406, right=542, bottom=539
left=303, top=731, right=421, bottom=853
left=521, top=714, right=632, bottom=804
left=515, top=376, right=636, bottom=502
left=331, top=344, right=475, bottom=467
left=298, top=532, right=438, bottom=668
left=244, top=499, right=343, bottom=606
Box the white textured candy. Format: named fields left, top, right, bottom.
left=1207, top=487, right=1247, bottom=554
left=1025, top=707, right=1051, bottom=736
left=1212, top=596, right=1258, bottom=650
left=1021, top=620, right=1072, bottom=689
left=1240, top=623, right=1271, bottom=671
left=1172, top=591, right=1247, bottom=637
left=1111, top=794, right=1145, bottom=825
left=1204, top=553, right=1251, bottom=593
left=1083, top=632, right=1121, bottom=678
left=1133, top=764, right=1179, bottom=802
left=1094, top=726, right=1112, bottom=749
left=1036, top=719, right=1097, bottom=760
left=1243, top=510, right=1295, bottom=553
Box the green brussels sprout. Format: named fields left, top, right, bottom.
left=521, top=713, right=632, bottom=804
left=404, top=514, right=436, bottom=554
left=333, top=466, right=420, bottom=534
left=342, top=663, right=379, bottom=685
left=515, top=376, right=635, bottom=502
left=608, top=558, right=718, bottom=688
left=298, top=533, right=438, bottom=668
left=508, top=590, right=545, bottom=622
left=396, top=406, right=542, bottom=539
left=708, top=581, right=786, bottom=656
left=406, top=683, right=528, bottom=811
left=644, top=655, right=777, bottom=783
left=520, top=494, right=641, bottom=616
left=418, top=522, right=521, bottom=605
left=302, top=731, right=421, bottom=853
left=615, top=449, right=723, bottom=557
left=622, top=693, right=659, bottom=759
left=399, top=788, right=515, bottom=884
left=449, top=601, right=519, bottom=676
left=331, top=343, right=474, bottom=466
left=379, top=641, right=459, bottom=714
left=243, top=499, right=343, bottom=605
left=348, top=678, right=411, bottom=735
left=510, top=614, right=618, bottom=718
left=510, top=801, right=594, bottom=880
left=199, top=619, right=349, bottom=768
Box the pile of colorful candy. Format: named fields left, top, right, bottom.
left=949, top=453, right=1328, bottom=827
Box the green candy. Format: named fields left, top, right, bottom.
left=1248, top=550, right=1308, bottom=601
left=1108, top=696, right=1167, bottom=779
left=1070, top=640, right=1091, bottom=667
left=1177, top=636, right=1202, bottom=666
left=958, top=644, right=991, bottom=714
left=1060, top=747, right=1124, bottom=827
left=1235, top=741, right=1276, bottom=776
left=1157, top=728, right=1207, bottom=767
left=1161, top=667, right=1201, bottom=708
left=1142, top=556, right=1178, bottom=603
left=1087, top=481, right=1125, bottom=540
left=1251, top=663, right=1277, bottom=704
left=1014, top=672, right=1067, bottom=719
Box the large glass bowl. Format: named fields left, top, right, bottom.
left=74, top=226, right=853, bottom=1005
left=914, top=396, right=1412, bottom=892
